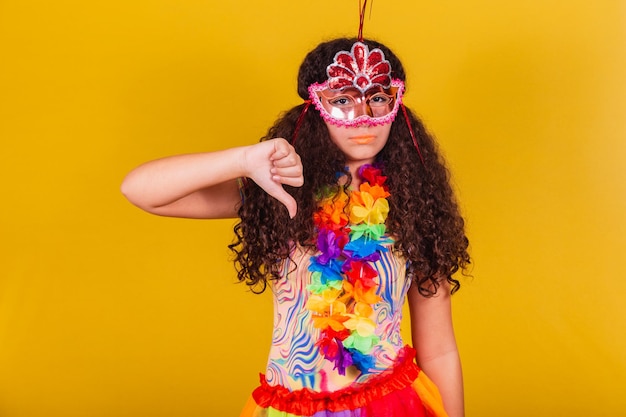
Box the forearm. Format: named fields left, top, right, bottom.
left=419, top=350, right=464, bottom=417
left=121, top=138, right=303, bottom=219
left=121, top=147, right=248, bottom=216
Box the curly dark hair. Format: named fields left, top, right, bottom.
left=228, top=38, right=470, bottom=296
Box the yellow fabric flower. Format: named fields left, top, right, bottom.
left=349, top=190, right=389, bottom=225
left=344, top=302, right=376, bottom=336
left=344, top=315, right=376, bottom=337
left=304, top=289, right=341, bottom=314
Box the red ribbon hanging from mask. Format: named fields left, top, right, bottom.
left=358, top=0, right=369, bottom=42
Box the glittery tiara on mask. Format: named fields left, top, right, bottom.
left=327, top=41, right=391, bottom=92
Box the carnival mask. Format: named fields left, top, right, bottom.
left=308, top=42, right=404, bottom=128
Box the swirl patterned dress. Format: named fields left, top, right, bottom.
left=239, top=166, right=448, bottom=417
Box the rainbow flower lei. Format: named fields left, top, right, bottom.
left=305, top=164, right=391, bottom=375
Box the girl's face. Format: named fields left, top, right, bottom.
left=325, top=121, right=392, bottom=174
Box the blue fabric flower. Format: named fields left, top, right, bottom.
left=347, top=348, right=376, bottom=373
left=344, top=236, right=389, bottom=260
left=309, top=257, right=345, bottom=284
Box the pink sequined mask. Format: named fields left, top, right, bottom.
left=309, top=42, right=404, bottom=128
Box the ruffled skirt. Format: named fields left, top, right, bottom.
left=239, top=346, right=448, bottom=417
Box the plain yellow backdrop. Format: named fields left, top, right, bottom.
left=1, top=1, right=625, bottom=416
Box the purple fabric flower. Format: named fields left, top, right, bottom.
left=331, top=343, right=354, bottom=376
left=316, top=228, right=342, bottom=265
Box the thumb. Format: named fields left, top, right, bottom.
left=268, top=186, right=298, bottom=219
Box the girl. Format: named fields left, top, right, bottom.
left=123, top=37, right=469, bottom=417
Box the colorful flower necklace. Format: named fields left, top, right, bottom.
left=305, top=164, right=391, bottom=375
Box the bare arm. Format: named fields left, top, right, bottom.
left=121, top=138, right=303, bottom=219
left=408, top=282, right=464, bottom=417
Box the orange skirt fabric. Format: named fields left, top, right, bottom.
left=239, top=346, right=448, bottom=417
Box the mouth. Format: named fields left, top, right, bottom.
left=350, top=135, right=375, bottom=144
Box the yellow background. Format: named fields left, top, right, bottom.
left=1, top=1, right=625, bottom=416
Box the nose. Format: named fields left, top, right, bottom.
left=352, top=96, right=373, bottom=117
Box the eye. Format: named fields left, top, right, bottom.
left=368, top=93, right=393, bottom=106
left=328, top=95, right=355, bottom=107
